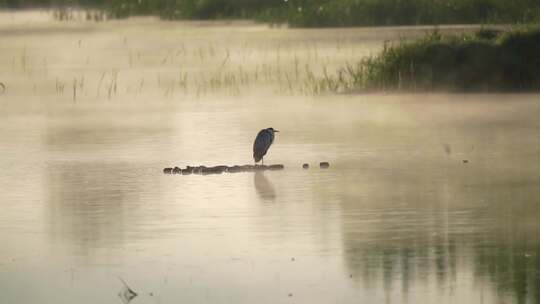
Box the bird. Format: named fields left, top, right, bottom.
left=253, top=127, right=279, bottom=165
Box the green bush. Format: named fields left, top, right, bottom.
left=337, top=28, right=540, bottom=92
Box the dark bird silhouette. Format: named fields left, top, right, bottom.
left=253, top=127, right=279, bottom=164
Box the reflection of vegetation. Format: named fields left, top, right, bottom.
left=46, top=162, right=144, bottom=250
left=474, top=241, right=540, bottom=304
left=2, top=0, right=540, bottom=27
left=323, top=28, right=540, bottom=92
left=340, top=172, right=540, bottom=304
left=345, top=231, right=540, bottom=303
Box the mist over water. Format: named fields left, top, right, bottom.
left=1, top=11, right=540, bottom=304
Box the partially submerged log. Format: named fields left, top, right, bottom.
left=163, top=164, right=285, bottom=175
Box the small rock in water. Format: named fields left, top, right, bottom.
left=268, top=164, right=284, bottom=170
left=181, top=168, right=193, bottom=175
left=302, top=163, right=309, bottom=169
left=193, top=166, right=207, bottom=174
left=163, top=167, right=173, bottom=174
left=463, top=160, right=469, bottom=164
left=320, top=162, right=330, bottom=169
left=227, top=165, right=242, bottom=173
left=214, top=165, right=229, bottom=172
left=242, top=165, right=258, bottom=171
left=202, top=166, right=226, bottom=175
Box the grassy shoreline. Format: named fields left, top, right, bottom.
left=318, top=27, right=540, bottom=93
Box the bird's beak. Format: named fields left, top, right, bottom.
left=274, top=130, right=279, bottom=132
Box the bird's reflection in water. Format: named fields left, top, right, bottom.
left=254, top=171, right=276, bottom=202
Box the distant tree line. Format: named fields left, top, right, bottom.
left=274, top=0, right=540, bottom=26
left=0, top=0, right=103, bottom=8
left=1, top=0, right=539, bottom=27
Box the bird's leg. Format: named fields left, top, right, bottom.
left=262, top=158, right=264, bottom=166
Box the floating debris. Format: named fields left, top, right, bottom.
left=463, top=160, right=469, bottom=164
left=163, top=164, right=285, bottom=175
left=302, top=163, right=309, bottom=169
left=117, top=277, right=137, bottom=304
left=320, top=162, right=330, bottom=169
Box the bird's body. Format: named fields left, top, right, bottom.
left=253, top=127, right=279, bottom=164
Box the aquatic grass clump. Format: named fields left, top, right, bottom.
left=331, top=27, right=540, bottom=92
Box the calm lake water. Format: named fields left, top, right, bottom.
left=1, top=11, right=540, bottom=304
